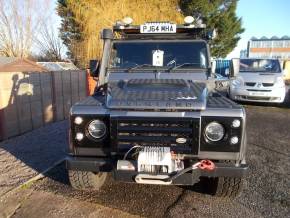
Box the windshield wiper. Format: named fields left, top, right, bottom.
left=168, top=63, right=202, bottom=71
left=126, top=64, right=154, bottom=72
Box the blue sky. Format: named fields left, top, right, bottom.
left=228, top=0, right=290, bottom=57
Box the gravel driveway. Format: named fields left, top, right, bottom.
left=0, top=121, right=68, bottom=196
left=0, top=105, right=289, bottom=218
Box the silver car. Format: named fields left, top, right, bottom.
left=229, top=58, right=286, bottom=103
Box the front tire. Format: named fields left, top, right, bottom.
left=68, top=170, right=107, bottom=191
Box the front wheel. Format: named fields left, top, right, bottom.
left=203, top=177, right=244, bottom=198
left=68, top=170, right=108, bottom=191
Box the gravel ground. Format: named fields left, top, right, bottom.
left=0, top=121, right=68, bottom=196
left=29, top=105, right=290, bottom=218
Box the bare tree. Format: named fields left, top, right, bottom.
left=34, top=21, right=64, bottom=61
left=0, top=0, right=51, bottom=57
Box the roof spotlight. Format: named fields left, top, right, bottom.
left=115, top=20, right=123, bottom=26
left=196, top=19, right=206, bottom=28
left=184, top=16, right=194, bottom=25
left=122, top=17, right=133, bottom=26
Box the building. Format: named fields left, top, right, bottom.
left=240, top=49, right=248, bottom=58
left=0, top=57, right=47, bottom=72
left=37, top=62, right=78, bottom=71
left=247, top=36, right=290, bottom=60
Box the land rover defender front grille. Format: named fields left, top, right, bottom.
left=111, top=117, right=199, bottom=154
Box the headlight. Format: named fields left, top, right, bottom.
left=275, top=76, right=285, bottom=87
left=232, top=119, right=241, bottom=128
left=87, top=120, right=107, bottom=139
left=74, top=116, right=83, bottom=125
left=230, top=136, right=239, bottom=145
left=231, top=79, right=242, bottom=87
left=204, top=121, right=225, bottom=142
left=75, top=132, right=84, bottom=141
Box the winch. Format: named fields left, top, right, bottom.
left=116, top=146, right=216, bottom=185
left=137, top=147, right=184, bottom=174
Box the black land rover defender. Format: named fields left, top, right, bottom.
left=66, top=17, right=248, bottom=197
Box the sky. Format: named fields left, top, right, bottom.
left=50, top=0, right=290, bottom=59
left=227, top=0, right=290, bottom=58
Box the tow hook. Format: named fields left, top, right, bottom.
left=194, top=160, right=215, bottom=171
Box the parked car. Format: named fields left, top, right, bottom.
left=229, top=58, right=286, bottom=103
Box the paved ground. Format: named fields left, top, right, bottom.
left=0, top=103, right=289, bottom=218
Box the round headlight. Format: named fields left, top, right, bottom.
left=87, top=120, right=107, bottom=139
left=205, top=122, right=225, bottom=142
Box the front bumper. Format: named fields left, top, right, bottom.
left=66, top=156, right=248, bottom=185
left=230, top=86, right=286, bottom=103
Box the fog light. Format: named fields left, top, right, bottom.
left=75, top=133, right=84, bottom=141
left=74, top=116, right=83, bottom=125
left=232, top=119, right=240, bottom=128
left=230, top=136, right=239, bottom=145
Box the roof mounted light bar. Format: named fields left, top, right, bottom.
left=110, top=16, right=216, bottom=40
left=114, top=16, right=206, bottom=31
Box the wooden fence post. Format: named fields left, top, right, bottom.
left=0, top=88, right=5, bottom=141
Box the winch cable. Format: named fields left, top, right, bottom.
left=123, top=145, right=142, bottom=160
left=163, top=160, right=215, bottom=182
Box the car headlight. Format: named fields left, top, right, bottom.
left=231, top=76, right=244, bottom=87
left=87, top=120, right=107, bottom=139
left=275, top=76, right=285, bottom=87
left=231, top=79, right=242, bottom=87
left=204, top=121, right=225, bottom=142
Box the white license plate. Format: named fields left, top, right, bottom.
left=249, top=92, right=267, bottom=96
left=140, top=23, right=176, bottom=34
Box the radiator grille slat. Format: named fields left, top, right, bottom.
left=118, top=126, right=192, bottom=134
left=111, top=117, right=199, bottom=154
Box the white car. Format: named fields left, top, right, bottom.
left=229, top=58, right=286, bottom=103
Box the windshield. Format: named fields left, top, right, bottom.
left=109, top=41, right=208, bottom=70
left=239, top=59, right=281, bottom=73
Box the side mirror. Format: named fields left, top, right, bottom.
left=89, top=60, right=100, bottom=77
left=230, top=58, right=240, bottom=77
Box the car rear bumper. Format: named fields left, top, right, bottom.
left=230, top=86, right=286, bottom=103
left=66, top=156, right=248, bottom=185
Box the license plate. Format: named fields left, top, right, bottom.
left=140, top=23, right=176, bottom=34
left=249, top=92, right=267, bottom=96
